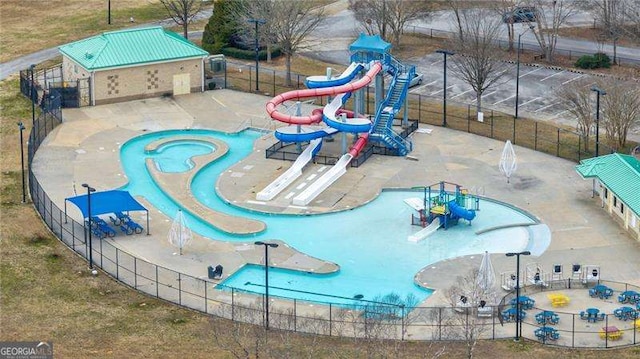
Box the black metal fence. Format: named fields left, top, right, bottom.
left=22, top=70, right=639, bottom=348
left=20, top=64, right=90, bottom=108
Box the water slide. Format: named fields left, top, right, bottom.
left=448, top=201, right=476, bottom=221
left=256, top=138, right=323, bottom=201
left=408, top=220, right=441, bottom=243
left=263, top=62, right=382, bottom=205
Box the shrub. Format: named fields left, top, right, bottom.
left=575, top=55, right=596, bottom=69
left=593, top=52, right=611, bottom=68
left=221, top=46, right=282, bottom=61
left=575, top=53, right=611, bottom=69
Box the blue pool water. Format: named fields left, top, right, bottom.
left=147, top=140, right=214, bottom=173
left=119, top=129, right=536, bottom=305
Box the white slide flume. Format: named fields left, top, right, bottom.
left=292, top=153, right=353, bottom=206
left=256, top=138, right=322, bottom=201
left=408, top=221, right=441, bottom=243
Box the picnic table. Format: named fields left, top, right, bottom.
left=535, top=310, right=560, bottom=325
left=510, top=296, right=535, bottom=310
left=618, top=290, right=640, bottom=304
left=502, top=307, right=526, bottom=322
left=547, top=293, right=570, bottom=307
left=580, top=307, right=605, bottom=323
left=589, top=284, right=613, bottom=299
left=613, top=306, right=639, bottom=321
left=534, top=326, right=559, bottom=341
left=599, top=326, right=623, bottom=340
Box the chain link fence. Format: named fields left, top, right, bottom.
left=22, top=67, right=639, bottom=348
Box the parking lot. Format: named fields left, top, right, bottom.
left=409, top=53, right=611, bottom=131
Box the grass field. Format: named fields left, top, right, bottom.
left=2, top=1, right=640, bottom=358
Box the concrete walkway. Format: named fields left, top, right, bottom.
left=32, top=89, right=640, bottom=306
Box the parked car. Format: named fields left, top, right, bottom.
left=409, top=73, right=423, bottom=87
left=503, top=6, right=538, bottom=23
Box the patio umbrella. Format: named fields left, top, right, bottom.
left=168, top=209, right=192, bottom=255
left=499, top=140, right=517, bottom=183
left=476, top=251, right=497, bottom=302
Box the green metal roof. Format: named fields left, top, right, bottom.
left=59, top=26, right=208, bottom=71
left=576, top=153, right=640, bottom=216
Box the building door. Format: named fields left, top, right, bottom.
left=173, top=73, right=190, bottom=95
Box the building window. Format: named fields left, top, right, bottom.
left=614, top=197, right=617, bottom=207
left=147, top=69, right=159, bottom=90
left=74, top=64, right=78, bottom=74
left=604, top=188, right=608, bottom=199
left=621, top=203, right=624, bottom=214
left=107, top=75, right=120, bottom=95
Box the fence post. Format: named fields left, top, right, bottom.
left=156, top=266, right=159, bottom=298
left=231, top=287, right=235, bottom=321
left=572, top=313, right=575, bottom=347
left=99, top=235, right=103, bottom=268
left=178, top=273, right=182, bottom=305
left=401, top=305, right=405, bottom=341
left=249, top=66, right=253, bottom=92
left=293, top=299, right=297, bottom=332
left=272, top=69, right=276, bottom=96
left=556, top=128, right=560, bottom=157
left=134, top=257, right=137, bottom=288
left=204, top=281, right=208, bottom=314
left=329, top=303, right=332, bottom=336
left=513, top=117, right=516, bottom=144
left=578, top=135, right=581, bottom=161
left=116, top=248, right=119, bottom=279
left=534, top=122, right=538, bottom=150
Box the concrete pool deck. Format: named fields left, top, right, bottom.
left=33, top=89, right=640, bottom=306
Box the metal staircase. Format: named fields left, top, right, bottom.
left=369, top=58, right=414, bottom=156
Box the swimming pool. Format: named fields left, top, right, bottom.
left=119, top=129, right=538, bottom=305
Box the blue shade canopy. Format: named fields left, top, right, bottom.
left=349, top=33, right=391, bottom=53
left=66, top=190, right=147, bottom=219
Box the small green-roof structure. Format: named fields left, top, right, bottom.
left=576, top=153, right=640, bottom=216
left=59, top=26, right=209, bottom=106
left=59, top=26, right=208, bottom=71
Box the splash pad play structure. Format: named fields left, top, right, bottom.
left=405, top=182, right=479, bottom=243
left=259, top=34, right=415, bottom=204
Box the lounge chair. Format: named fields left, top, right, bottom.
left=120, top=219, right=144, bottom=235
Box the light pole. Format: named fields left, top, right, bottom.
left=17, top=122, right=26, bottom=203
left=255, top=240, right=278, bottom=330
left=30, top=64, right=36, bottom=127
left=515, top=26, right=534, bottom=119
left=108, top=0, right=111, bottom=25
left=506, top=250, right=530, bottom=341
left=435, top=50, right=454, bottom=127
left=247, top=19, right=265, bottom=92
left=591, top=86, right=606, bottom=157
left=82, top=183, right=96, bottom=271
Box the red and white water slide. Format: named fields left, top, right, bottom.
left=263, top=62, right=382, bottom=206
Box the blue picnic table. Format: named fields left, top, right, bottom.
left=502, top=307, right=526, bottom=322
left=618, top=290, right=640, bottom=304
left=589, top=284, right=613, bottom=299
left=534, top=326, right=559, bottom=341
left=535, top=310, right=559, bottom=325
left=613, top=306, right=639, bottom=321
left=580, top=307, right=605, bottom=323
left=510, top=295, right=535, bottom=310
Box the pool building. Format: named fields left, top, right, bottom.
left=576, top=153, right=640, bottom=242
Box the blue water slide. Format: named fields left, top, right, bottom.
left=322, top=93, right=372, bottom=133
left=305, top=62, right=364, bottom=89
left=449, top=201, right=476, bottom=221
left=275, top=126, right=338, bottom=143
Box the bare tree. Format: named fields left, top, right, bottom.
left=233, top=0, right=280, bottom=63
left=444, top=269, right=490, bottom=359
left=591, top=0, right=627, bottom=64
left=160, top=0, right=202, bottom=39
left=447, top=8, right=508, bottom=113
left=524, top=0, right=578, bottom=62
left=269, top=0, right=326, bottom=86
left=555, top=80, right=595, bottom=151
left=601, top=79, right=640, bottom=149
left=210, top=301, right=267, bottom=359
left=627, top=0, right=640, bottom=41
left=350, top=0, right=432, bottom=47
